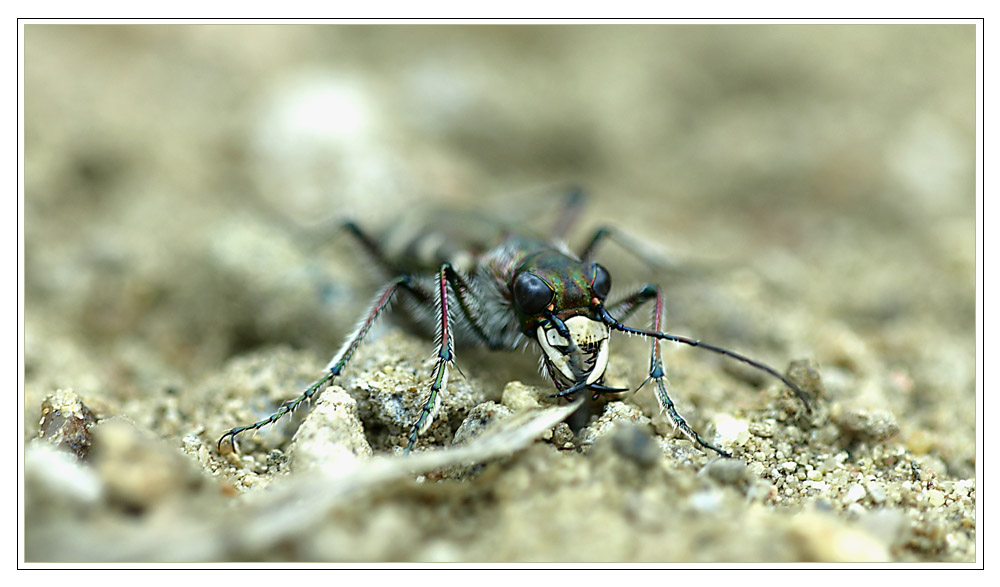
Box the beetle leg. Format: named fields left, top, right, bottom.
left=218, top=275, right=413, bottom=452
left=344, top=220, right=428, bottom=290
left=578, top=225, right=680, bottom=271
left=605, top=283, right=731, bottom=457
left=551, top=185, right=586, bottom=240
left=406, top=264, right=460, bottom=452
left=604, top=284, right=659, bottom=323
left=441, top=265, right=510, bottom=350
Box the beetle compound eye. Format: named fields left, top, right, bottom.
left=513, top=272, right=554, bottom=315
left=588, top=263, right=611, bottom=299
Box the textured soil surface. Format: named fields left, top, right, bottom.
left=23, top=25, right=978, bottom=564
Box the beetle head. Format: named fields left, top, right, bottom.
left=511, top=250, right=616, bottom=394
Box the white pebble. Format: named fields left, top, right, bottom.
left=713, top=414, right=750, bottom=446
left=845, top=484, right=867, bottom=503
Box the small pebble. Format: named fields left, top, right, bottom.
left=609, top=423, right=661, bottom=468
left=805, top=480, right=829, bottom=492
left=789, top=512, right=890, bottom=562
left=845, top=484, right=867, bottom=503
left=713, top=414, right=750, bottom=447
left=834, top=408, right=899, bottom=442
left=786, top=359, right=826, bottom=401
left=702, top=458, right=750, bottom=486
left=287, top=388, right=372, bottom=476
left=550, top=423, right=575, bottom=448
left=500, top=381, right=542, bottom=412
left=37, top=389, right=98, bottom=460
left=866, top=482, right=888, bottom=504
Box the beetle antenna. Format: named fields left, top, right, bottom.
left=597, top=306, right=813, bottom=412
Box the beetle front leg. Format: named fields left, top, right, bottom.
left=406, top=264, right=459, bottom=453
left=607, top=284, right=731, bottom=457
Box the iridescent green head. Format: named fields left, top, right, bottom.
left=509, top=249, right=613, bottom=392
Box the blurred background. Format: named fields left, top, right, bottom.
left=22, top=24, right=977, bottom=561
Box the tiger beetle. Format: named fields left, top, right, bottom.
left=218, top=188, right=812, bottom=457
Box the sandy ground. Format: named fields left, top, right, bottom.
left=22, top=24, right=978, bottom=564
